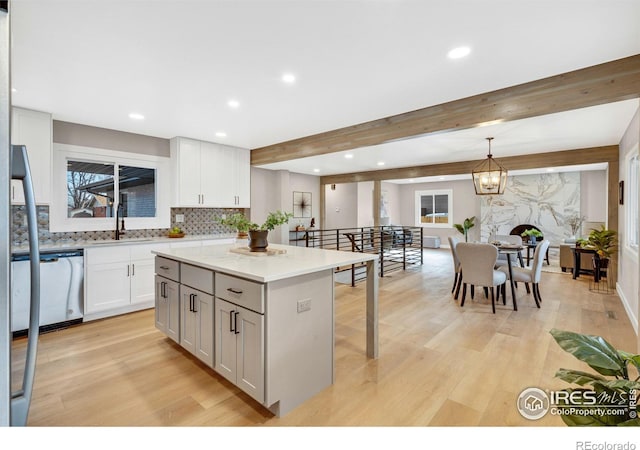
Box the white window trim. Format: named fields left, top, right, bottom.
left=414, top=189, right=453, bottom=228
left=625, top=145, right=639, bottom=258
left=51, top=143, right=170, bottom=233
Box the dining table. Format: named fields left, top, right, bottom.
left=495, top=243, right=525, bottom=311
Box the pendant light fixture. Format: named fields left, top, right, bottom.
left=472, top=137, right=508, bottom=195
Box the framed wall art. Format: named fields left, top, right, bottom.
left=293, top=191, right=312, bottom=218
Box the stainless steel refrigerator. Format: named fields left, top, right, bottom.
left=1, top=1, right=41, bottom=426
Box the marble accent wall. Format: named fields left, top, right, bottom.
left=480, top=172, right=580, bottom=245
left=10, top=205, right=245, bottom=247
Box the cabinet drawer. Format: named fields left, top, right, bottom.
left=215, top=273, right=264, bottom=314
left=155, top=257, right=180, bottom=282
left=181, top=263, right=214, bottom=295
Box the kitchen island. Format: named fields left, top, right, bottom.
left=152, top=242, right=378, bottom=417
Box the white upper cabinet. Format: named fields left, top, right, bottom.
left=170, top=137, right=250, bottom=208
left=11, top=107, right=52, bottom=205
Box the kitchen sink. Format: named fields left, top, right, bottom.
left=89, top=238, right=154, bottom=245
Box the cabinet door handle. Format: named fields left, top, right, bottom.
left=160, top=281, right=165, bottom=298
left=131, top=263, right=135, bottom=276
left=234, top=311, right=240, bottom=334
left=160, top=266, right=169, bottom=270
left=227, top=287, right=243, bottom=295
left=192, top=294, right=197, bottom=313
left=127, top=264, right=130, bottom=277
left=229, top=309, right=235, bottom=333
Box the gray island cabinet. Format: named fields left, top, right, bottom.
left=152, top=243, right=378, bottom=417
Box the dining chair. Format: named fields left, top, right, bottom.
left=447, top=236, right=462, bottom=295
left=498, top=239, right=550, bottom=308
left=456, top=242, right=507, bottom=314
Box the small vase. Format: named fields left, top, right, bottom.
left=248, top=230, right=269, bottom=252
left=530, top=236, right=536, bottom=245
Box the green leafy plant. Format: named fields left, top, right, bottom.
left=580, top=225, right=617, bottom=259
left=217, top=213, right=252, bottom=233
left=549, top=328, right=640, bottom=426
left=249, top=210, right=293, bottom=231
left=453, top=216, right=475, bottom=242
left=521, top=228, right=543, bottom=238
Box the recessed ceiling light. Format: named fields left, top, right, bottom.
left=344, top=154, right=354, bottom=159
left=547, top=168, right=555, bottom=172
left=439, top=177, right=446, bottom=180
left=228, top=100, right=240, bottom=109
left=11, top=88, right=16, bottom=93
left=215, top=131, right=227, bottom=138
left=313, top=168, right=320, bottom=173
left=447, top=46, right=471, bottom=59
left=128, top=112, right=144, bottom=120
left=409, top=179, right=415, bottom=183
left=282, top=73, right=296, bottom=83
left=377, top=162, right=385, bottom=166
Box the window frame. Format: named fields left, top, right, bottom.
left=414, top=189, right=453, bottom=228
left=625, top=147, right=639, bottom=254
left=51, top=143, right=170, bottom=232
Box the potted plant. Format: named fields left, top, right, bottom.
left=453, top=216, right=475, bottom=242
left=247, top=210, right=293, bottom=252
left=581, top=225, right=617, bottom=260
left=217, top=212, right=252, bottom=239
left=549, top=328, right=640, bottom=426
left=521, top=228, right=543, bottom=245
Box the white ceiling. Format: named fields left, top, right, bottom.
left=9, top=1, right=640, bottom=179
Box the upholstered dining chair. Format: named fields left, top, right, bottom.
left=456, top=242, right=507, bottom=314
left=447, top=236, right=462, bottom=295
left=498, top=239, right=550, bottom=308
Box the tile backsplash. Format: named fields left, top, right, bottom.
left=10, top=205, right=247, bottom=247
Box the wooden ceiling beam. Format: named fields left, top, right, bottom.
left=319, top=146, right=619, bottom=184
left=251, top=54, right=640, bottom=166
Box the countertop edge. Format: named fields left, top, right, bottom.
left=153, top=244, right=378, bottom=283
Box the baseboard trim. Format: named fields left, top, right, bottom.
left=616, top=282, right=638, bottom=336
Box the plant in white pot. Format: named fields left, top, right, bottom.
left=247, top=210, right=293, bottom=252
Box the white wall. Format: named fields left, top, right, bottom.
left=581, top=170, right=607, bottom=223
left=399, top=179, right=480, bottom=245
left=325, top=183, right=357, bottom=229
left=357, top=181, right=374, bottom=227
left=250, top=168, right=321, bottom=244
left=617, top=107, right=639, bottom=340
left=290, top=171, right=321, bottom=229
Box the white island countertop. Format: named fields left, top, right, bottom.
left=152, top=243, right=378, bottom=283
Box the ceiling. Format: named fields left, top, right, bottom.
left=9, top=1, right=640, bottom=180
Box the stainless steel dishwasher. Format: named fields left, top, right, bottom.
left=11, top=249, right=84, bottom=334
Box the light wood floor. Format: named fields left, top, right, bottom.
left=12, top=248, right=637, bottom=426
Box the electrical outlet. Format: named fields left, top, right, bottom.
left=297, top=298, right=311, bottom=313
left=175, top=214, right=185, bottom=223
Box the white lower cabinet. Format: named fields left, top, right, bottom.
left=214, top=297, right=264, bottom=403
left=85, top=243, right=170, bottom=318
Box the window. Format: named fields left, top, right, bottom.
left=627, top=150, right=639, bottom=251
left=66, top=161, right=156, bottom=219
left=415, top=189, right=452, bottom=227
left=52, top=144, right=169, bottom=232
